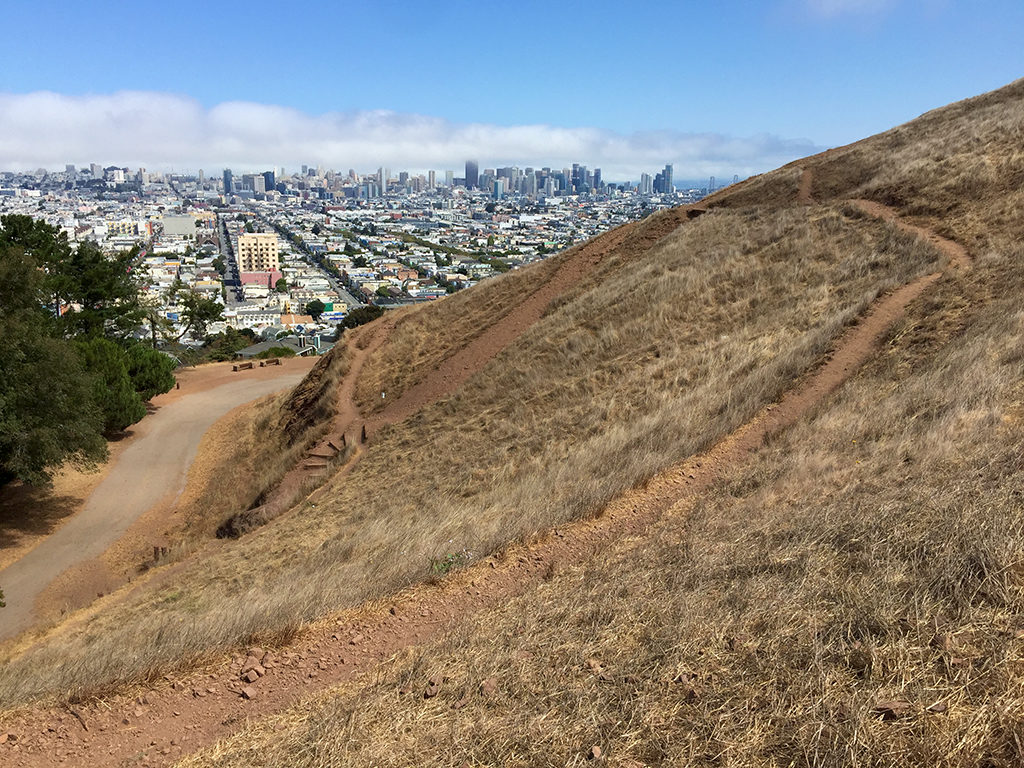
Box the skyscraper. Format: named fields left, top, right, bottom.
left=663, top=164, right=674, bottom=194
left=445, top=170, right=454, bottom=187
left=428, top=170, right=436, bottom=189
left=263, top=170, right=276, bottom=191
left=223, top=169, right=233, bottom=194
left=465, top=160, right=479, bottom=190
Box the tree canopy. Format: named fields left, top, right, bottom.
left=304, top=299, right=326, bottom=320
left=340, top=305, right=385, bottom=329
left=0, top=215, right=176, bottom=484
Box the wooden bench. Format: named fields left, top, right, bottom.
left=232, top=361, right=254, bottom=372
left=258, top=358, right=282, bottom=367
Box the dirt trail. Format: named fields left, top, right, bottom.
left=365, top=205, right=698, bottom=432
left=0, top=202, right=966, bottom=767
left=238, top=317, right=399, bottom=526
left=851, top=199, right=970, bottom=269
left=0, top=363, right=314, bottom=644
left=237, top=212, right=693, bottom=529
left=797, top=167, right=815, bottom=205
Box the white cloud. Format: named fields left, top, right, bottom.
left=0, top=91, right=823, bottom=180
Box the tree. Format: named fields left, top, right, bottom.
left=341, top=305, right=385, bottom=329
left=212, top=256, right=226, bottom=274
left=304, top=299, right=326, bottom=320
left=74, top=337, right=146, bottom=434
left=275, top=277, right=289, bottom=293
left=125, top=344, right=176, bottom=400
left=244, top=221, right=255, bottom=233
left=352, top=255, right=369, bottom=268
left=0, top=215, right=144, bottom=340
left=311, top=223, right=322, bottom=235
left=375, top=286, right=391, bottom=298
left=58, top=241, right=145, bottom=339
left=0, top=240, right=107, bottom=484
left=169, top=282, right=223, bottom=340
left=202, top=327, right=255, bottom=362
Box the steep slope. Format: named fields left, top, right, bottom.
left=2, top=78, right=1021, bottom=768
left=167, top=79, right=1024, bottom=767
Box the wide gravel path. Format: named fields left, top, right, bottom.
left=0, top=369, right=309, bottom=640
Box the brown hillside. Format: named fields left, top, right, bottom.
left=173, top=78, right=1024, bottom=768
left=1, top=78, right=1022, bottom=768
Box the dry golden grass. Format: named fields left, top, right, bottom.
left=5, top=81, right=1023, bottom=758
left=0, top=204, right=937, bottom=709
left=179, top=194, right=1024, bottom=768
left=172, top=80, right=1024, bottom=768
left=353, top=252, right=564, bottom=413
left=169, top=347, right=352, bottom=539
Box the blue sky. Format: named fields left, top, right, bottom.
left=1, top=0, right=1021, bottom=177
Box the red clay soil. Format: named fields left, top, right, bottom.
left=0, top=204, right=968, bottom=768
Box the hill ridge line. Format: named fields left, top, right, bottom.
left=0, top=201, right=966, bottom=767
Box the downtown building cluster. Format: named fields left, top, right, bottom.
left=0, top=161, right=723, bottom=356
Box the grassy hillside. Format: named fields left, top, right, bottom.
left=172, top=79, right=1024, bottom=766
left=0, top=207, right=936, bottom=705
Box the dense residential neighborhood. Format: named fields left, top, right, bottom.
left=0, top=162, right=710, bottom=353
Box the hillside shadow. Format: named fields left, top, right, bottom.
left=0, top=482, right=82, bottom=557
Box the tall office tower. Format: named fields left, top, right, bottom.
left=378, top=167, right=386, bottom=192
left=663, top=164, right=674, bottom=194
left=653, top=172, right=665, bottom=194
left=279, top=167, right=286, bottom=179
left=263, top=170, right=275, bottom=191
left=253, top=175, right=266, bottom=194
left=445, top=170, right=454, bottom=187
left=91, top=163, right=103, bottom=179
left=465, top=160, right=479, bottom=189
left=198, top=169, right=204, bottom=184
left=428, top=170, right=436, bottom=189
left=544, top=177, right=556, bottom=196
left=640, top=173, right=653, bottom=195
left=709, top=175, right=716, bottom=193
left=301, top=165, right=308, bottom=175
left=399, top=171, right=409, bottom=187
left=223, top=168, right=233, bottom=194
left=523, top=172, right=537, bottom=196
left=348, top=168, right=357, bottom=180
left=65, top=164, right=75, bottom=174
left=237, top=233, right=280, bottom=272
left=593, top=168, right=602, bottom=190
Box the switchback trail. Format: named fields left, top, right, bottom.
left=0, top=203, right=968, bottom=768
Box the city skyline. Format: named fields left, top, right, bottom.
left=2, top=2, right=1021, bottom=178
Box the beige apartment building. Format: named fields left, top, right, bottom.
left=237, top=232, right=279, bottom=272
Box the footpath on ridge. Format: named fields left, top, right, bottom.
left=0, top=198, right=971, bottom=768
